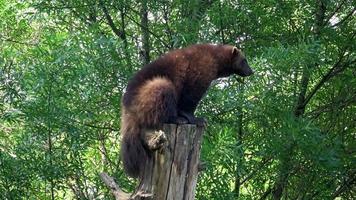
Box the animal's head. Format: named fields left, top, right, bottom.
left=230, top=47, right=254, bottom=77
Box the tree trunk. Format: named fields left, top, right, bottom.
left=271, top=1, right=327, bottom=199
left=101, top=124, right=205, bottom=200
left=234, top=82, right=245, bottom=199
left=140, top=0, right=150, bottom=64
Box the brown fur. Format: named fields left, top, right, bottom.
left=121, top=44, right=253, bottom=178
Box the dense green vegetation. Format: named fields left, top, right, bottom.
left=0, top=0, right=355, bottom=199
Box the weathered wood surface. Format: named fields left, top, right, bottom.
left=99, top=172, right=131, bottom=200
left=133, top=124, right=204, bottom=200
left=101, top=124, right=204, bottom=200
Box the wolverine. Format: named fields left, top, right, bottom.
left=120, top=44, right=254, bottom=178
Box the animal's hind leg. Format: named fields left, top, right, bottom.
left=135, top=77, right=178, bottom=127
left=133, top=77, right=185, bottom=152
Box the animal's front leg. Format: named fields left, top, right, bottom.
left=178, top=110, right=195, bottom=123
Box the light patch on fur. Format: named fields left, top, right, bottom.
left=232, top=46, right=240, bottom=54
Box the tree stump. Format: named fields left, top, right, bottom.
left=101, top=124, right=205, bottom=200
left=132, top=124, right=204, bottom=200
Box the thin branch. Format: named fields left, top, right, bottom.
left=56, top=0, right=95, bottom=26
left=123, top=11, right=170, bottom=49
left=331, top=171, right=356, bottom=198
left=218, top=1, right=226, bottom=43
left=0, top=36, right=38, bottom=46
left=307, top=94, right=356, bottom=119
left=324, top=0, right=347, bottom=24
left=302, top=54, right=355, bottom=109
left=67, top=116, right=120, bottom=131
left=97, top=146, right=117, bottom=168
left=331, top=7, right=356, bottom=28
left=123, top=4, right=170, bottom=49
left=99, top=0, right=125, bottom=40
left=162, top=3, right=174, bottom=48
left=240, top=157, right=273, bottom=185
left=99, top=172, right=130, bottom=200
left=81, top=122, right=120, bottom=132
left=33, top=2, right=96, bottom=10
left=259, top=187, right=272, bottom=200
left=67, top=181, right=87, bottom=200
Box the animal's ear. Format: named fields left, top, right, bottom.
left=232, top=46, right=239, bottom=56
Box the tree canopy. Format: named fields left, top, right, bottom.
left=0, top=0, right=355, bottom=199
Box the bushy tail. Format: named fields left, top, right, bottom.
left=120, top=115, right=148, bottom=178
left=120, top=77, right=177, bottom=178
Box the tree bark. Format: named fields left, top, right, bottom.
left=132, top=124, right=204, bottom=200
left=101, top=124, right=205, bottom=200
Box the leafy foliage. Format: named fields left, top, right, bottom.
left=1, top=0, right=355, bottom=199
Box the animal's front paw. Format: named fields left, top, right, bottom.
left=174, top=116, right=189, bottom=124
left=194, top=117, right=207, bottom=127
left=177, top=110, right=196, bottom=124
